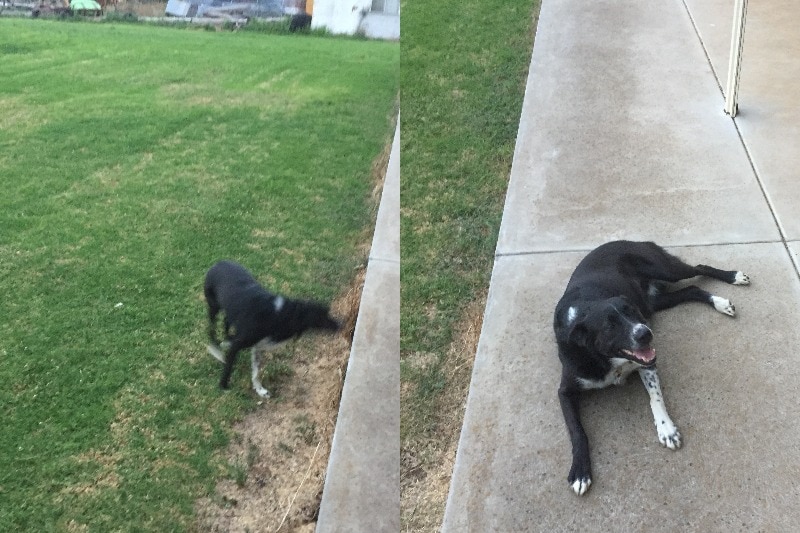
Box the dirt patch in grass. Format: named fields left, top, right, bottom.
left=113, top=1, right=168, bottom=17
left=400, top=293, right=486, bottom=531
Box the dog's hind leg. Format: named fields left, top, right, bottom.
left=205, top=292, right=221, bottom=346
left=650, top=286, right=736, bottom=317
left=250, top=340, right=273, bottom=398
left=205, top=297, right=227, bottom=362
left=638, top=367, right=681, bottom=450
left=633, top=244, right=750, bottom=286
left=695, top=264, right=750, bottom=285
left=220, top=340, right=244, bottom=390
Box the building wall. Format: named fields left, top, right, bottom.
left=360, top=11, right=399, bottom=40
left=311, top=0, right=399, bottom=39
left=311, top=0, right=371, bottom=35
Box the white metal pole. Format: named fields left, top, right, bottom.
left=724, top=0, right=748, bottom=117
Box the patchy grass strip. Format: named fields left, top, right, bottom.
left=400, top=0, right=541, bottom=529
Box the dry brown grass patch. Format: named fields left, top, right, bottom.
left=193, top=119, right=394, bottom=532
left=194, top=267, right=366, bottom=532
left=401, top=294, right=487, bottom=531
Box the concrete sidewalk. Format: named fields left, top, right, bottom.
left=317, top=120, right=399, bottom=532
left=443, top=1, right=800, bottom=531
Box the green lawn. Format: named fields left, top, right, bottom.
left=0, top=19, right=397, bottom=531
left=400, top=0, right=540, bottom=526
left=401, top=0, right=539, bottom=434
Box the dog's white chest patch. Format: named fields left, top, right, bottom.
left=273, top=296, right=285, bottom=312
left=576, top=357, right=641, bottom=390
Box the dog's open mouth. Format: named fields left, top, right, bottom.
left=622, top=347, right=656, bottom=365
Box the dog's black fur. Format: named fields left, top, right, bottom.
left=553, top=240, right=749, bottom=495
left=204, top=260, right=340, bottom=395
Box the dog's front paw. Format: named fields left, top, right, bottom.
left=711, top=296, right=735, bottom=317
left=568, top=458, right=592, bottom=496
left=657, top=423, right=682, bottom=450
left=733, top=272, right=750, bottom=285
left=254, top=386, right=271, bottom=399
left=570, top=476, right=591, bottom=496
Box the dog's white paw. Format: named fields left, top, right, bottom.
left=711, top=296, right=735, bottom=317
left=254, top=386, right=271, bottom=399
left=657, top=423, right=682, bottom=450
left=207, top=344, right=226, bottom=363
left=571, top=477, right=591, bottom=496
left=733, top=272, right=750, bottom=285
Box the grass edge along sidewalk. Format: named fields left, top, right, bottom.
left=400, top=0, right=541, bottom=529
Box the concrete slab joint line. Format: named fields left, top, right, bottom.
left=493, top=1, right=781, bottom=257
left=316, top=116, right=399, bottom=532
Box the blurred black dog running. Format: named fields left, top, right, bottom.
left=204, top=260, right=340, bottom=397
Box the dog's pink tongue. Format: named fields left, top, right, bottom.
left=633, top=347, right=656, bottom=362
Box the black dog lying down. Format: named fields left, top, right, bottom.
left=204, top=260, right=340, bottom=397
left=553, top=241, right=749, bottom=495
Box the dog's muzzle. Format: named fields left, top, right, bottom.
left=623, top=324, right=656, bottom=364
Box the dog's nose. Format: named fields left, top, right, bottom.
left=633, top=324, right=653, bottom=345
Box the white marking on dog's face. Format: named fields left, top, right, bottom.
left=609, top=302, right=653, bottom=353
left=631, top=323, right=652, bottom=343
left=273, top=296, right=285, bottom=312
left=609, top=304, right=651, bottom=347
left=567, top=306, right=577, bottom=324
left=610, top=304, right=643, bottom=329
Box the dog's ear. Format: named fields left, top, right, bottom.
left=555, top=305, right=583, bottom=345
left=566, top=319, right=590, bottom=349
